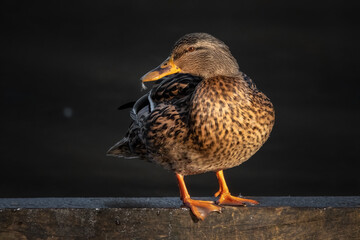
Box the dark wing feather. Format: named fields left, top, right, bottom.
left=151, top=73, right=202, bottom=103
left=107, top=73, right=203, bottom=159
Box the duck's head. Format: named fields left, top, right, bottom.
left=141, top=33, right=240, bottom=82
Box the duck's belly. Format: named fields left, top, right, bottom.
left=177, top=113, right=274, bottom=175
left=149, top=120, right=274, bottom=175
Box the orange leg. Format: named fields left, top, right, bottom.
left=214, top=170, right=259, bottom=206
left=176, top=173, right=221, bottom=220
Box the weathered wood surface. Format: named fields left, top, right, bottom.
left=0, top=197, right=359, bottom=240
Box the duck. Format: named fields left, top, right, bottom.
left=107, top=33, right=275, bottom=220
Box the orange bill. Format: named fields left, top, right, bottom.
left=141, top=57, right=181, bottom=82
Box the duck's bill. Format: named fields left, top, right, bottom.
left=141, top=57, right=181, bottom=82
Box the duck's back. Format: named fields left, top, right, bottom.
left=107, top=74, right=202, bottom=160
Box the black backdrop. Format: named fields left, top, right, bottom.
left=1, top=1, right=359, bottom=198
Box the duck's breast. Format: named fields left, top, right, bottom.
left=186, top=75, right=275, bottom=172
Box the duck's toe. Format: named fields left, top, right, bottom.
left=183, top=198, right=222, bottom=220
left=216, top=193, right=259, bottom=206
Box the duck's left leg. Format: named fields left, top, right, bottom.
left=214, top=170, right=259, bottom=206
left=176, top=173, right=221, bottom=220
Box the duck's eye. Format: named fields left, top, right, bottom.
left=188, top=47, right=195, bottom=52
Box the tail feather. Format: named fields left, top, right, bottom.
left=107, top=136, right=147, bottom=159
left=107, top=138, right=135, bottom=158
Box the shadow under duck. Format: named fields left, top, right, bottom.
left=108, top=33, right=275, bottom=220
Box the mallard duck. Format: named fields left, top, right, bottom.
left=108, top=33, right=275, bottom=220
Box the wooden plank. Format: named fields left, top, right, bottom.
left=0, top=197, right=359, bottom=240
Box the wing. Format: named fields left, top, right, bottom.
left=107, top=73, right=202, bottom=159
left=150, top=73, right=202, bottom=103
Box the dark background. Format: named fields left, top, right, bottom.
left=1, top=1, right=359, bottom=198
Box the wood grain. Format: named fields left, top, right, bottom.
left=0, top=197, right=359, bottom=240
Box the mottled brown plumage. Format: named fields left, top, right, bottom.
left=108, top=33, right=275, bottom=220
